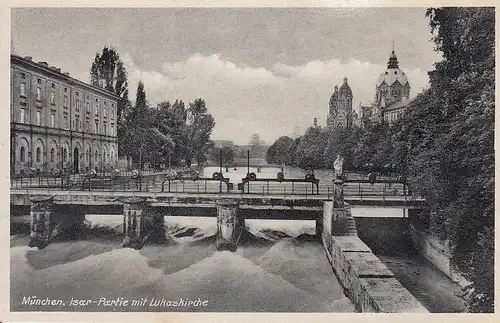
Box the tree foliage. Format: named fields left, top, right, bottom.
left=266, top=136, right=297, bottom=165
left=90, top=46, right=130, bottom=139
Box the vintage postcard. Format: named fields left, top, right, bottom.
left=1, top=1, right=497, bottom=322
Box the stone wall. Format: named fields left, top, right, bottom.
left=322, top=201, right=428, bottom=313
left=408, top=222, right=470, bottom=288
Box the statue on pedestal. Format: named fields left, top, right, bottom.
left=334, top=154, right=344, bottom=179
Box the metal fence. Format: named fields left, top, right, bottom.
left=11, top=174, right=411, bottom=199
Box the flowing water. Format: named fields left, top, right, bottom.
left=10, top=166, right=466, bottom=312
left=10, top=217, right=354, bottom=312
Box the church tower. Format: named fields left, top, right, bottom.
left=375, top=50, right=411, bottom=108
left=327, top=77, right=354, bottom=129
left=368, top=47, right=413, bottom=125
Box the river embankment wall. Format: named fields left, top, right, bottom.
left=322, top=201, right=428, bottom=313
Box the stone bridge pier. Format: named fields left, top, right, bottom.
left=216, top=199, right=245, bottom=252
left=122, top=197, right=165, bottom=249
left=28, top=195, right=87, bottom=249
left=29, top=195, right=54, bottom=249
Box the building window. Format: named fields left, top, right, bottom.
left=111, top=108, right=114, bottom=120
left=50, top=112, right=55, bottom=127
left=20, top=108, right=25, bottom=123
left=95, top=151, right=98, bottom=162
left=51, top=83, right=55, bottom=88
left=104, top=107, right=107, bottom=117
left=63, top=96, right=68, bottom=107
left=111, top=124, right=114, bottom=136
left=36, top=87, right=41, bottom=101
left=75, top=117, right=80, bottom=131
left=50, top=91, right=55, bottom=104
left=36, top=111, right=41, bottom=126
left=64, top=115, right=68, bottom=129
left=95, top=121, right=99, bottom=134
left=20, top=147, right=25, bottom=162
left=104, top=122, right=107, bottom=135
left=50, top=148, right=54, bottom=162
left=95, top=99, right=99, bottom=116
left=63, top=149, right=67, bottom=163
left=21, top=73, right=25, bottom=79
left=76, top=99, right=81, bottom=111
left=86, top=102, right=90, bottom=113
left=36, top=148, right=41, bottom=163
left=37, top=78, right=41, bottom=84
left=64, top=87, right=68, bottom=93
left=20, top=82, right=26, bottom=97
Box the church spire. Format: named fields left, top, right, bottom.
left=387, top=47, right=399, bottom=69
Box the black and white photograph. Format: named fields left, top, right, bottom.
left=5, top=4, right=495, bottom=318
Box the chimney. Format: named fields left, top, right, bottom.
left=38, top=61, right=48, bottom=66
left=313, top=118, right=318, bottom=127
left=56, top=68, right=61, bottom=73
left=25, top=56, right=32, bottom=61
left=63, top=72, right=70, bottom=76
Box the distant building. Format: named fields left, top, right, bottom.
left=249, top=133, right=260, bottom=146
left=368, top=49, right=413, bottom=125
left=213, top=140, right=234, bottom=148
left=326, top=77, right=359, bottom=129
left=10, top=54, right=120, bottom=176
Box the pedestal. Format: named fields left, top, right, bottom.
left=333, top=178, right=344, bottom=207
left=29, top=195, right=54, bottom=249
left=216, top=199, right=244, bottom=252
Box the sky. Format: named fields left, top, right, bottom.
left=11, top=8, right=441, bottom=145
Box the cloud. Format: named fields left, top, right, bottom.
left=121, top=52, right=430, bottom=145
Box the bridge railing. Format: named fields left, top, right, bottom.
left=10, top=173, right=411, bottom=199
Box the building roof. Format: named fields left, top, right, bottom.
left=376, top=51, right=410, bottom=88
left=385, top=96, right=418, bottom=112
left=11, top=54, right=121, bottom=101
left=339, top=77, right=352, bottom=97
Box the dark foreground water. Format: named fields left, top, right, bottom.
left=10, top=217, right=354, bottom=312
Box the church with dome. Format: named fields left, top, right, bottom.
left=325, top=48, right=415, bottom=129
left=326, top=77, right=360, bottom=129
left=365, top=49, right=414, bottom=125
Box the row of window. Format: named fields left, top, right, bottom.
left=18, top=108, right=115, bottom=136
left=19, top=146, right=115, bottom=164
left=384, top=111, right=404, bottom=122
left=19, top=82, right=115, bottom=119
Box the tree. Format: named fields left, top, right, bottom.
left=266, top=136, right=297, bottom=165
left=185, top=99, right=215, bottom=167
left=408, top=8, right=495, bottom=312
left=121, top=81, right=161, bottom=169
left=294, top=126, right=328, bottom=169
left=210, top=146, right=234, bottom=165
left=90, top=47, right=130, bottom=151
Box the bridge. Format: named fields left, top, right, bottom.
left=11, top=169, right=425, bottom=248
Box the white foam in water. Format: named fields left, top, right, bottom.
left=10, top=213, right=355, bottom=312
left=86, top=214, right=123, bottom=229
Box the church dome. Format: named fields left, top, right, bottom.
left=329, top=91, right=338, bottom=105
left=339, top=77, right=352, bottom=97
left=376, top=51, right=409, bottom=87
